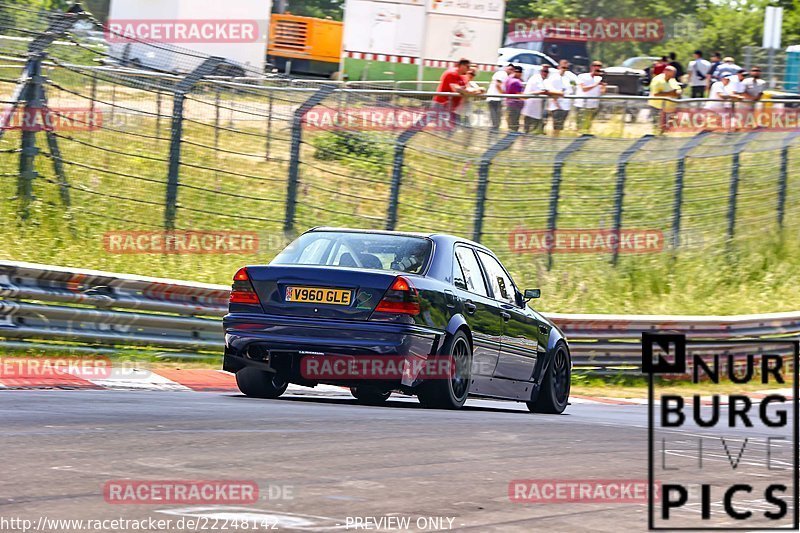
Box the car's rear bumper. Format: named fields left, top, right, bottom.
left=223, top=313, right=443, bottom=388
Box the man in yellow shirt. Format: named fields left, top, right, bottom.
left=648, top=66, right=682, bottom=133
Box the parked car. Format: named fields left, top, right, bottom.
left=603, top=56, right=659, bottom=95
left=223, top=228, right=572, bottom=413
left=497, top=47, right=558, bottom=81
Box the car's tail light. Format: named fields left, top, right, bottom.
left=374, top=276, right=420, bottom=315
left=229, top=267, right=260, bottom=305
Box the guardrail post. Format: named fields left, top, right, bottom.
left=671, top=131, right=708, bottom=249
left=546, top=134, right=592, bottom=270
left=283, top=85, right=337, bottom=236
left=727, top=131, right=760, bottom=241
left=777, top=132, right=800, bottom=229
left=611, top=134, right=653, bottom=265
left=164, top=57, right=225, bottom=230
left=386, top=122, right=426, bottom=231
left=472, top=132, right=522, bottom=242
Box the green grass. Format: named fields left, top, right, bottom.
left=1, top=77, right=799, bottom=316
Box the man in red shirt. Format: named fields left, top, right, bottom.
left=433, top=58, right=471, bottom=113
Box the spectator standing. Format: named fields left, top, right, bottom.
left=544, top=62, right=573, bottom=136
left=714, top=57, right=741, bottom=80
left=742, top=66, right=765, bottom=102
left=688, top=50, right=711, bottom=98
left=648, top=65, right=682, bottom=133
left=706, top=75, right=736, bottom=112
left=668, top=52, right=685, bottom=80
left=653, top=56, right=668, bottom=77
left=503, top=65, right=525, bottom=132
left=454, top=68, right=485, bottom=127
left=487, top=63, right=514, bottom=132
left=432, top=58, right=470, bottom=130
left=521, top=63, right=551, bottom=134
left=706, top=52, right=723, bottom=89
left=574, top=61, right=605, bottom=132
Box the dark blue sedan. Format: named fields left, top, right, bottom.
left=223, top=228, right=571, bottom=412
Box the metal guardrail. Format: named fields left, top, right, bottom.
left=1, top=261, right=798, bottom=372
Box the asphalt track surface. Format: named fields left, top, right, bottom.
left=0, top=388, right=795, bottom=532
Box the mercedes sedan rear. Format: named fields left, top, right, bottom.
left=223, top=228, right=571, bottom=412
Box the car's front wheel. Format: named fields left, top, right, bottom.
left=350, top=385, right=392, bottom=405
left=417, top=330, right=472, bottom=410
left=528, top=341, right=571, bottom=414
left=235, top=367, right=288, bottom=399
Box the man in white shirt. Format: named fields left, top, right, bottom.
left=545, top=62, right=573, bottom=136
left=521, top=63, right=551, bottom=134
left=687, top=50, right=711, bottom=98
left=487, top=64, right=514, bottom=132
left=742, top=66, right=765, bottom=102
left=574, top=61, right=605, bottom=132
left=706, top=75, right=737, bottom=113
left=714, top=57, right=741, bottom=80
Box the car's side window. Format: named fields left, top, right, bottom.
left=454, top=247, right=488, bottom=297
left=477, top=251, right=517, bottom=306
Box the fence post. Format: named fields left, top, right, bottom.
left=611, top=134, right=653, bottom=265
left=283, top=85, right=337, bottom=236
left=472, top=132, right=521, bottom=242
left=386, top=123, right=426, bottom=231
left=546, top=134, right=592, bottom=270
left=671, top=131, right=708, bottom=249
left=213, top=85, right=221, bottom=155
left=16, top=57, right=44, bottom=220
left=777, top=132, right=800, bottom=229
left=164, top=57, right=225, bottom=230
left=726, top=131, right=760, bottom=241
left=265, top=90, right=273, bottom=161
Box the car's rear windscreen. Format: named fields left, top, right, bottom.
left=271, top=232, right=433, bottom=274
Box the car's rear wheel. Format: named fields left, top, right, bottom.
left=350, top=385, right=391, bottom=405
left=235, top=367, right=288, bottom=399
left=417, top=330, right=471, bottom=410
left=528, top=342, right=571, bottom=414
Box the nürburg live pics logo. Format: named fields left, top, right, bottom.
left=644, top=333, right=799, bottom=530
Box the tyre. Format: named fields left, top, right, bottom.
left=417, top=330, right=472, bottom=410
left=235, top=367, right=288, bottom=399
left=528, top=342, right=571, bottom=414
left=350, top=385, right=391, bottom=405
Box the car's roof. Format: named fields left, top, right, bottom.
left=306, top=227, right=491, bottom=252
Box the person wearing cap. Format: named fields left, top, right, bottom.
left=706, top=75, right=738, bottom=113
left=648, top=65, right=682, bottom=133
left=714, top=57, right=741, bottom=80
left=521, top=63, right=551, bottom=135
left=688, top=50, right=711, bottom=98
left=502, top=65, right=525, bottom=132
left=487, top=64, right=514, bottom=132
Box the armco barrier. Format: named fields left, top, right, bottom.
left=1, top=261, right=798, bottom=372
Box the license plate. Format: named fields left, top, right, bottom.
left=285, top=286, right=352, bottom=306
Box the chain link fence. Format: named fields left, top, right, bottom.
left=1, top=3, right=799, bottom=293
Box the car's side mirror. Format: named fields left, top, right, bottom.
left=524, top=288, right=541, bottom=301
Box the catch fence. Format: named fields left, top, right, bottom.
left=0, top=3, right=799, bottom=294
